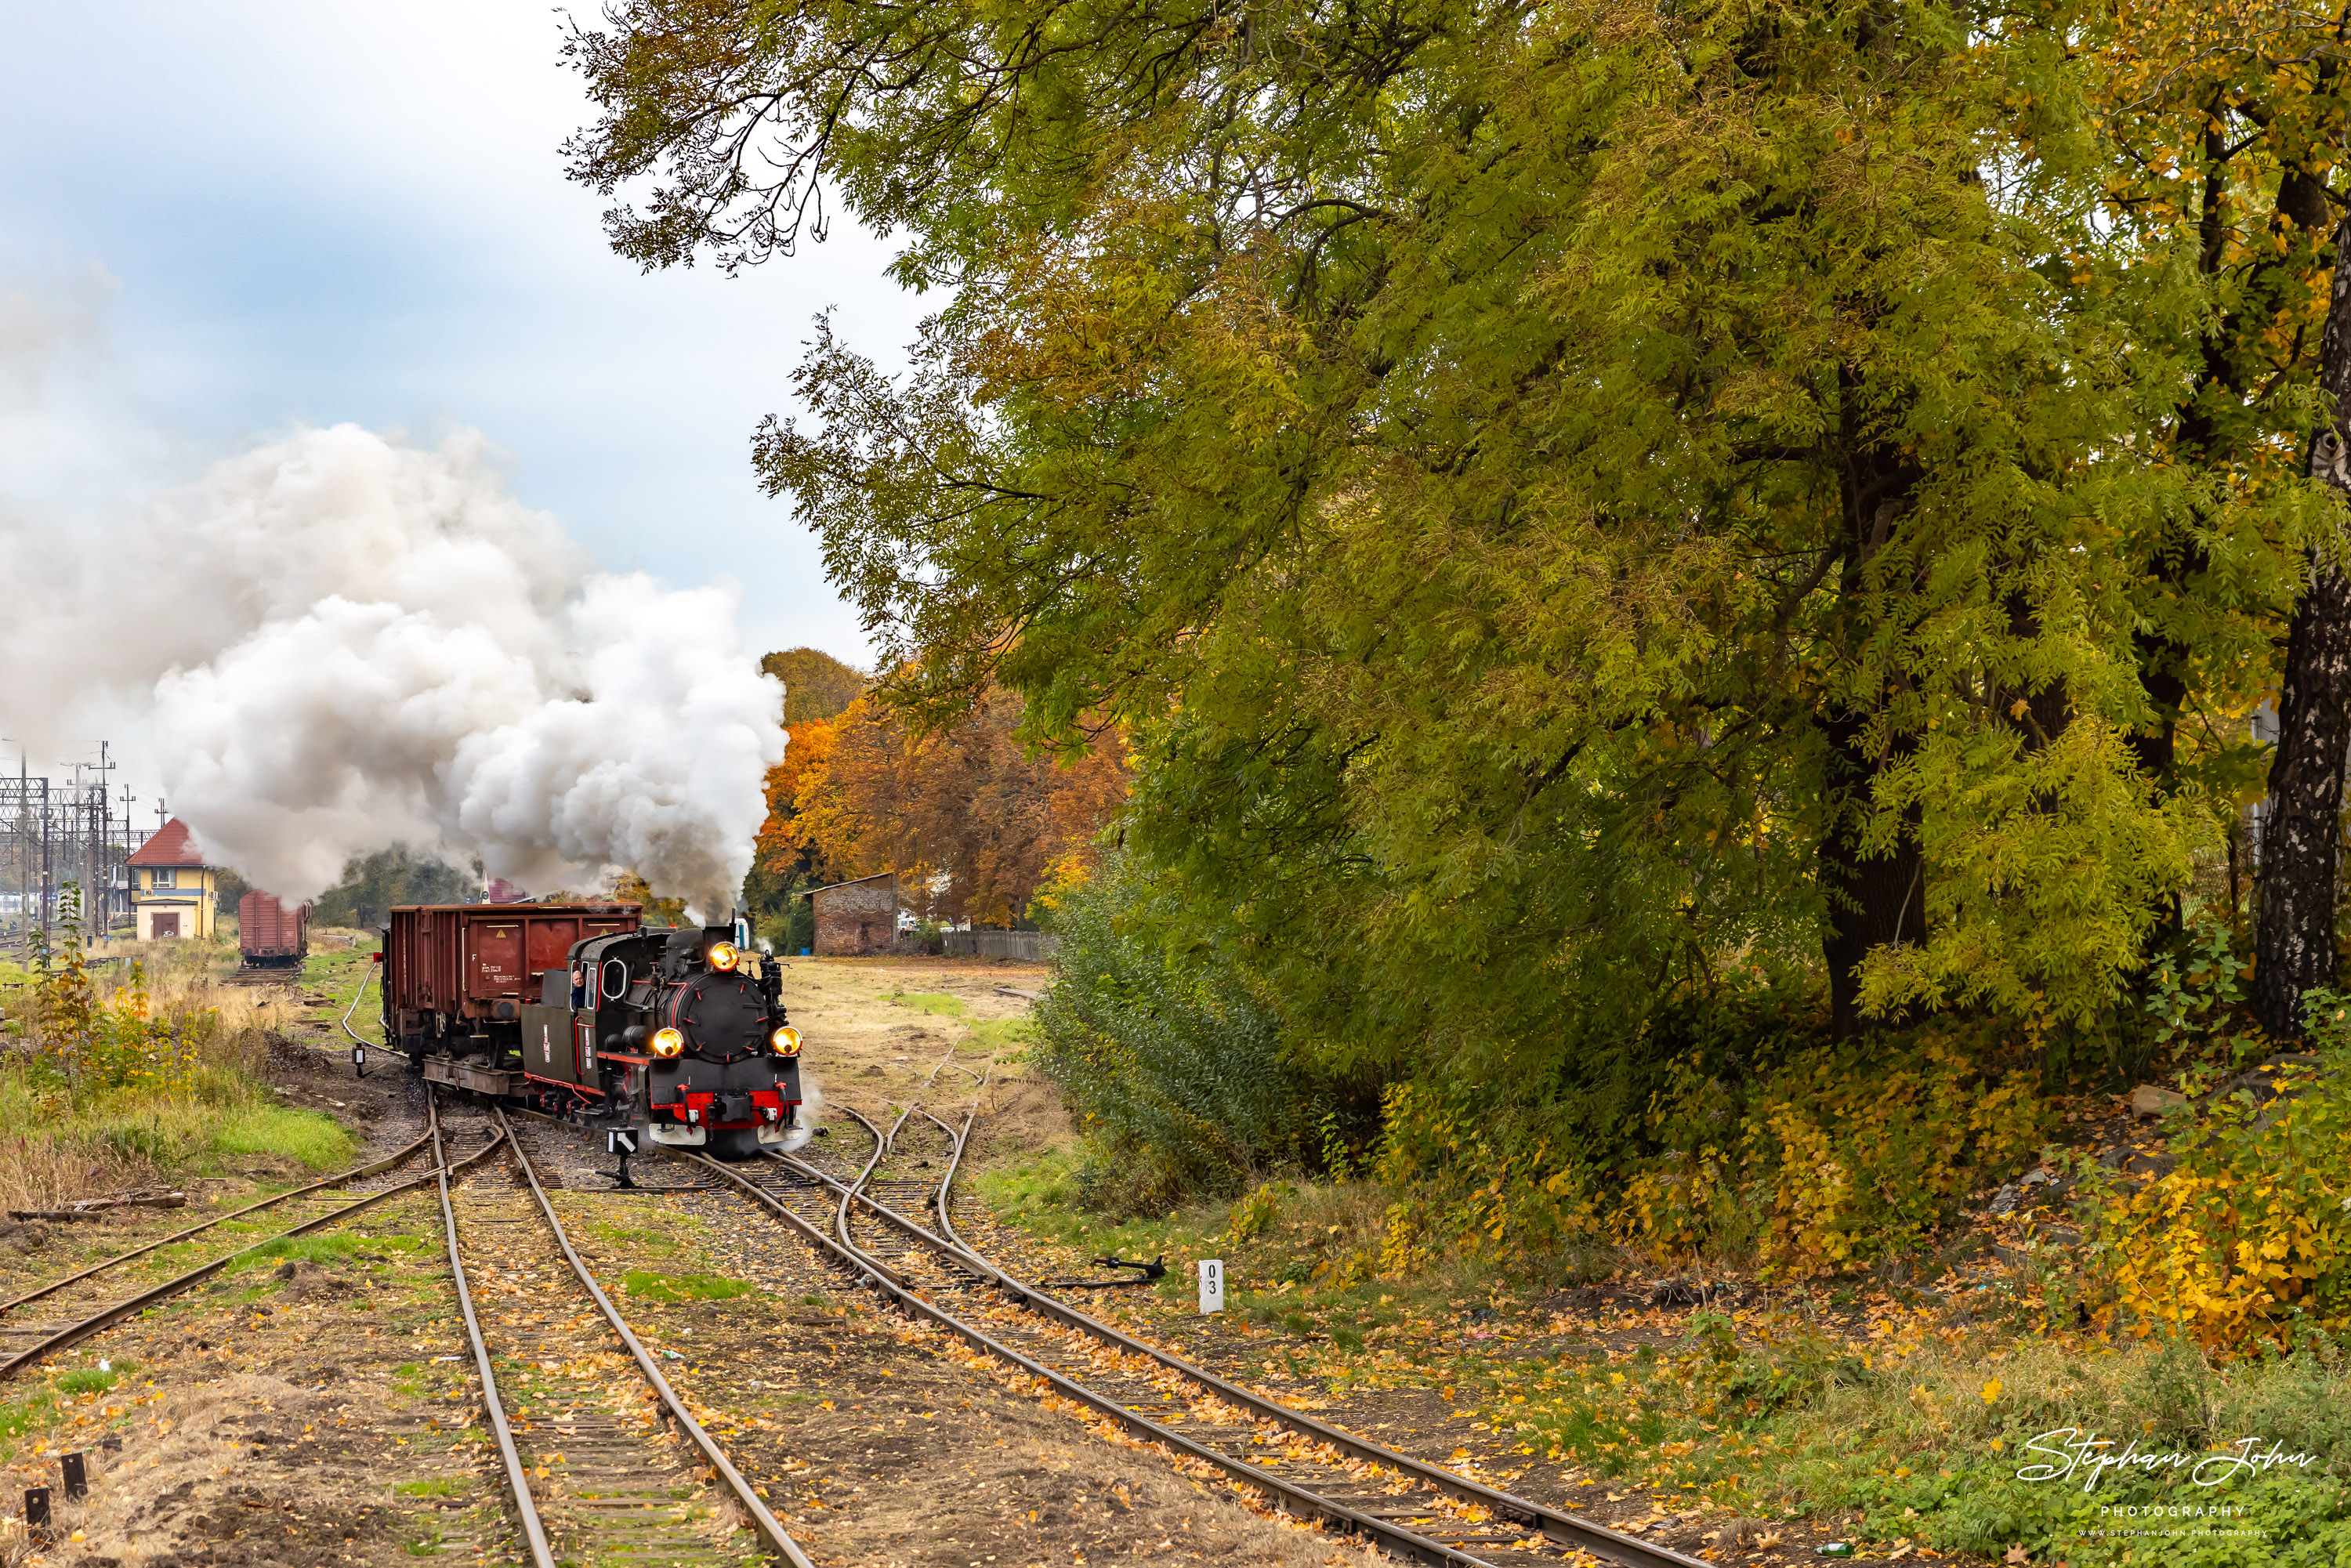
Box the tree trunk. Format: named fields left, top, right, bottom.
left=1820, top=706, right=1925, bottom=1039
left=2253, top=211, right=2351, bottom=1041
left=1818, top=383, right=1926, bottom=1040
left=2137, top=130, right=2335, bottom=961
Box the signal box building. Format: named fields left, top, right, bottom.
left=127, top=817, right=220, bottom=940
left=806, top=872, right=898, bottom=955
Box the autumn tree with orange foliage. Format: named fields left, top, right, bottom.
left=742, top=648, right=866, bottom=947
left=754, top=711, right=841, bottom=886
left=786, top=685, right=1126, bottom=925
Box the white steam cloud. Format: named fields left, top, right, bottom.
left=2, top=415, right=786, bottom=910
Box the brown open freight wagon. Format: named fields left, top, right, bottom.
left=382, top=903, right=642, bottom=1093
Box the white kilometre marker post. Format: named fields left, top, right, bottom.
left=1198, top=1258, right=1225, bottom=1314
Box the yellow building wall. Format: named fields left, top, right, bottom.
left=133, top=866, right=216, bottom=940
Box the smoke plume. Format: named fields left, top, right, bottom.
left=2, top=419, right=785, bottom=911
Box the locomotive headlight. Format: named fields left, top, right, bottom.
left=771, top=1026, right=802, bottom=1056
left=707, top=940, right=741, bottom=972
left=650, top=1027, right=685, bottom=1059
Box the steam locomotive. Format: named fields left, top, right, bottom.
left=380, top=903, right=806, bottom=1158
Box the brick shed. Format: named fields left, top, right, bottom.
left=806, top=872, right=898, bottom=955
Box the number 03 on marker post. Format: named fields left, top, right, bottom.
left=1198, top=1258, right=1225, bottom=1314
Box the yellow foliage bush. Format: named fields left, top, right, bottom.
left=1621, top=1034, right=2049, bottom=1276
left=2096, top=1055, right=2351, bottom=1353
left=1374, top=1080, right=1601, bottom=1274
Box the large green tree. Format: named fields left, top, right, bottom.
left=2056, top=0, right=2351, bottom=1037
left=567, top=0, right=2264, bottom=1093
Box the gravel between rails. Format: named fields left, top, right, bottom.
left=433, top=1095, right=814, bottom=1568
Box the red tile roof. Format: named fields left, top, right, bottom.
left=128, top=817, right=208, bottom=867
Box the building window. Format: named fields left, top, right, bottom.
left=151, top=867, right=176, bottom=890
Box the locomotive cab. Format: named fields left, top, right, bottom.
left=516, top=923, right=804, bottom=1159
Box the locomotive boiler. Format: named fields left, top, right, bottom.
left=381, top=902, right=805, bottom=1157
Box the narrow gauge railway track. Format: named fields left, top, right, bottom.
left=0, top=1105, right=502, bottom=1380
left=681, top=1105, right=1704, bottom=1568
left=431, top=1095, right=812, bottom=1568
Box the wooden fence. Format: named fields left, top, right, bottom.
left=940, top=929, right=1059, bottom=961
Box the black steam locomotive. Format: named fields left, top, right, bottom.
left=386, top=904, right=805, bottom=1159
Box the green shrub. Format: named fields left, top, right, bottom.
left=2096, top=1028, right=2351, bottom=1353
left=1034, top=853, right=1356, bottom=1210
left=1620, top=1027, right=2050, bottom=1276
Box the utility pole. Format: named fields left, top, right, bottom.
left=8, top=744, right=22, bottom=950
left=117, top=784, right=135, bottom=936
left=93, top=744, right=114, bottom=939
left=38, top=773, right=51, bottom=944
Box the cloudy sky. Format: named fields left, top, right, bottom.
left=0, top=1, right=918, bottom=699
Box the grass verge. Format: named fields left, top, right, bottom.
left=982, top=1147, right=2351, bottom=1565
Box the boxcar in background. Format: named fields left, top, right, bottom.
left=237, top=893, right=311, bottom=969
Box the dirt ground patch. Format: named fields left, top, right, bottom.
left=772, top=958, right=1066, bottom=1157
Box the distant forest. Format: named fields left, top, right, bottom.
left=310, top=845, right=476, bottom=929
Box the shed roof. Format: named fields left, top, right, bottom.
left=800, top=871, right=897, bottom=899
left=128, top=818, right=208, bottom=868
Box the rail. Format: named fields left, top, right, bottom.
left=433, top=1093, right=813, bottom=1568
left=0, top=1117, right=500, bottom=1381
left=430, top=1092, right=555, bottom=1568
left=0, top=1129, right=435, bottom=1317
left=495, top=1108, right=813, bottom=1568
left=685, top=1131, right=1510, bottom=1568
left=752, top=1116, right=1708, bottom=1568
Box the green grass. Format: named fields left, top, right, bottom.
left=991, top=1150, right=2351, bottom=1565
left=0, top=1362, right=144, bottom=1455
left=0, top=1392, right=54, bottom=1444
left=298, top=940, right=383, bottom=1034
left=978, top=1150, right=1533, bottom=1344
left=967, top=1016, right=1037, bottom=1052
left=889, top=990, right=969, bottom=1019
left=364, top=1233, right=430, bottom=1255
left=976, top=1148, right=1226, bottom=1298
left=213, top=1106, right=356, bottom=1170
left=620, top=1269, right=759, bottom=1302
left=227, top=1233, right=377, bottom=1273
left=392, top=1478, right=469, bottom=1497
left=594, top=1221, right=679, bottom=1254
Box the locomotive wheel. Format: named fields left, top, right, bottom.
left=705, top=1126, right=767, bottom=1161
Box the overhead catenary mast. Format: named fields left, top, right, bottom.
left=0, top=746, right=136, bottom=952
